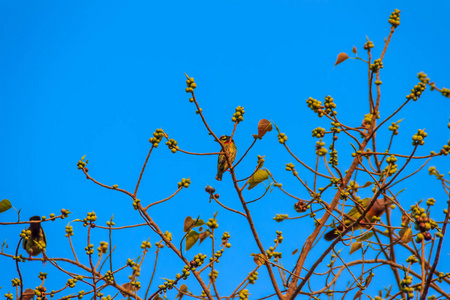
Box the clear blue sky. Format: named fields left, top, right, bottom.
left=1, top=1, right=449, bottom=299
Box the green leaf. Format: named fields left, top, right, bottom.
left=247, top=169, right=270, bottom=190
left=399, top=228, right=413, bottom=244
left=0, top=199, right=12, bottom=213
left=357, top=232, right=374, bottom=242
left=349, top=241, right=362, bottom=255
left=360, top=181, right=373, bottom=188
left=183, top=216, right=204, bottom=232
left=185, top=231, right=199, bottom=251
left=364, top=272, right=374, bottom=287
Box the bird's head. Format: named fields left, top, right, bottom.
left=219, top=135, right=232, bottom=144
left=30, top=216, right=41, bottom=221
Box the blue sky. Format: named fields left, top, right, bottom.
left=1, top=1, right=449, bottom=299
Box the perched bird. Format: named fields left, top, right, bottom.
left=216, top=135, right=237, bottom=181
left=22, top=216, right=47, bottom=259
left=324, top=197, right=390, bottom=241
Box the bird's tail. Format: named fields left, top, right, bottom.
left=324, top=229, right=338, bottom=241
left=216, top=171, right=223, bottom=181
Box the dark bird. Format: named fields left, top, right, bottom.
left=216, top=135, right=237, bottom=181
left=324, top=197, right=390, bottom=241
left=22, top=216, right=47, bottom=259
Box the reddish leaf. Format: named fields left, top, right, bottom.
left=352, top=46, right=357, bottom=54
left=334, top=52, right=349, bottom=67
left=257, top=119, right=273, bottom=139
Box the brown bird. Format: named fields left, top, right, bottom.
left=22, top=216, right=47, bottom=259
left=216, top=135, right=237, bottom=181
left=324, top=197, right=390, bottom=241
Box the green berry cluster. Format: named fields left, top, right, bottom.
left=274, top=231, right=283, bottom=244
left=370, top=59, right=383, bottom=73
left=132, top=199, right=141, bottom=210
left=38, top=272, right=48, bottom=280
left=294, top=200, right=309, bottom=213
left=164, top=230, right=172, bottom=241
left=239, top=290, right=249, bottom=300
left=383, top=155, right=398, bottom=176
left=101, top=295, right=112, bottom=300
left=209, top=270, right=219, bottom=281
left=328, top=146, right=338, bottom=166
left=363, top=113, right=374, bottom=127
left=412, top=205, right=438, bottom=242
left=440, top=87, right=450, bottom=97
left=426, top=198, right=436, bottom=206
left=20, top=229, right=31, bottom=240
left=130, top=263, right=141, bottom=278
left=248, top=271, right=259, bottom=284
left=165, top=138, right=178, bottom=153
left=106, top=220, right=115, bottom=226
left=104, top=270, right=113, bottom=283
left=82, top=212, right=97, bottom=227
left=206, top=218, right=219, bottom=229
left=178, top=178, right=191, bottom=188
left=373, top=296, right=382, bottom=300
left=406, top=82, right=426, bottom=101
left=185, top=76, right=196, bottom=94
left=61, top=208, right=70, bottom=219
left=363, top=40, right=374, bottom=50
left=273, top=214, right=288, bottom=222
left=400, top=276, right=414, bottom=299
left=266, top=246, right=282, bottom=260
left=312, top=127, right=325, bottom=138
left=11, top=278, right=21, bottom=287
left=214, top=249, right=224, bottom=261
left=126, top=258, right=136, bottom=267
left=277, top=132, right=288, bottom=144
left=412, top=129, right=427, bottom=146
left=12, top=254, right=26, bottom=262
left=190, top=253, right=207, bottom=268
left=85, top=244, right=94, bottom=255
left=418, top=72, right=429, bottom=84
left=34, top=287, right=47, bottom=300
left=78, top=291, right=85, bottom=299
left=221, top=232, right=231, bottom=247
left=65, top=225, right=74, bottom=237
left=149, top=128, right=165, bottom=147
left=388, top=9, right=401, bottom=27
left=315, top=141, right=328, bottom=156
left=324, top=96, right=337, bottom=116
left=97, top=241, right=108, bottom=255
left=67, top=278, right=78, bottom=288
left=406, top=255, right=418, bottom=264
left=285, top=163, right=295, bottom=171
left=273, top=182, right=283, bottom=188
left=231, top=106, right=245, bottom=123
left=330, top=122, right=341, bottom=134
left=388, top=122, right=399, bottom=135
left=306, top=97, right=324, bottom=117
left=4, top=293, right=13, bottom=300
left=375, top=80, right=382, bottom=85
left=441, top=141, right=450, bottom=155
left=77, top=155, right=88, bottom=170
left=140, top=240, right=151, bottom=250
